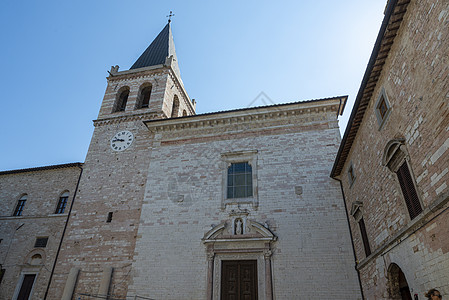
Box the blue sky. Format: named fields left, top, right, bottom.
left=0, top=1, right=386, bottom=171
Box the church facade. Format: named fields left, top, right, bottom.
left=1, top=19, right=362, bottom=300
left=1, top=0, right=449, bottom=299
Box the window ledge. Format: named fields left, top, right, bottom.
left=357, top=190, right=449, bottom=270
left=0, top=214, right=68, bottom=220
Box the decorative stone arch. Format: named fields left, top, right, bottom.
left=24, top=248, right=46, bottom=266
left=113, top=86, right=130, bottom=112
left=203, top=219, right=277, bottom=300
left=387, top=263, right=412, bottom=300
left=382, top=138, right=406, bottom=171
left=136, top=82, right=152, bottom=109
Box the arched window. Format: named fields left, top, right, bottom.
left=182, top=109, right=187, bottom=117
left=171, top=95, right=179, bottom=118
left=383, top=139, right=422, bottom=220
left=137, top=84, right=152, bottom=109
left=114, top=87, right=130, bottom=112
left=13, top=194, right=27, bottom=216
left=55, top=191, right=69, bottom=214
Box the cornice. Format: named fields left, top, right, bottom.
left=144, top=97, right=343, bottom=134
left=93, top=111, right=163, bottom=127
left=106, top=64, right=166, bottom=82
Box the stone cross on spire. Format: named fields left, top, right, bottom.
left=167, top=11, right=175, bottom=23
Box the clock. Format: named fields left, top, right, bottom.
left=110, top=130, right=134, bottom=151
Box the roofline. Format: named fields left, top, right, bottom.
left=0, top=162, right=83, bottom=176
left=144, top=95, right=347, bottom=127
left=331, top=0, right=409, bottom=178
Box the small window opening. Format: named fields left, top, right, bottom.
left=171, top=96, right=180, bottom=118
left=227, top=162, right=253, bottom=199
left=348, top=164, right=356, bottom=186
left=107, top=212, right=113, bottom=223
left=374, top=90, right=391, bottom=129
left=182, top=109, right=187, bottom=116
left=13, top=195, right=27, bottom=216
left=378, top=97, right=388, bottom=119
left=139, top=85, right=152, bottom=108
left=116, top=89, right=129, bottom=112
left=34, top=237, right=48, bottom=248
left=358, top=218, right=371, bottom=257
left=55, top=192, right=69, bottom=214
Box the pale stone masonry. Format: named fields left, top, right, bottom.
left=332, top=0, right=449, bottom=299
left=0, top=163, right=82, bottom=300
left=126, top=98, right=361, bottom=299
left=46, top=64, right=194, bottom=298
left=4, top=1, right=449, bottom=298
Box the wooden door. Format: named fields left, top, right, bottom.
left=17, top=274, right=36, bottom=300
left=221, top=260, right=257, bottom=300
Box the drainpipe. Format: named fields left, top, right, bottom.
left=44, top=165, right=83, bottom=299
left=335, top=178, right=365, bottom=300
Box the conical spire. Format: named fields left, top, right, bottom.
left=130, top=22, right=181, bottom=78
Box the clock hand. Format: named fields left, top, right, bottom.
left=112, top=139, right=125, bottom=142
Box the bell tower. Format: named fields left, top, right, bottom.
left=47, top=21, right=194, bottom=300
left=97, top=22, right=195, bottom=120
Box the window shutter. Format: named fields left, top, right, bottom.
left=396, top=162, right=422, bottom=219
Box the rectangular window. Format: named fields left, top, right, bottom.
left=55, top=196, right=68, bottom=214
left=13, top=199, right=26, bottom=216
left=34, top=237, right=48, bottom=248
left=358, top=218, right=371, bottom=257
left=227, top=162, right=253, bottom=199
left=107, top=212, right=113, bottom=223
left=396, top=161, right=422, bottom=219
left=348, top=164, right=356, bottom=187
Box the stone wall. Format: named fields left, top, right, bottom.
left=0, top=165, right=81, bottom=300
left=338, top=0, right=449, bottom=298
left=128, top=99, right=362, bottom=299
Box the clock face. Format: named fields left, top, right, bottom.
left=110, top=130, right=134, bottom=151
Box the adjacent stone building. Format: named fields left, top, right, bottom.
left=331, top=0, right=449, bottom=299
left=0, top=163, right=82, bottom=300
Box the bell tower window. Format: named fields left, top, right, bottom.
left=114, top=87, right=130, bottom=112
left=137, top=84, right=152, bottom=109
left=171, top=95, right=180, bottom=118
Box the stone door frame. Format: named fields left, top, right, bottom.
left=203, top=219, right=277, bottom=300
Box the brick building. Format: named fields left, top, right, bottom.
left=0, top=163, right=82, bottom=299
left=331, top=0, right=449, bottom=299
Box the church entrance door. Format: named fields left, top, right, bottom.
left=221, top=260, right=258, bottom=300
